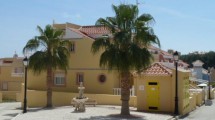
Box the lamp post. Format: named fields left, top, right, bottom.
left=23, top=57, right=28, bottom=113
left=208, top=67, right=211, bottom=99
left=173, top=51, right=179, bottom=115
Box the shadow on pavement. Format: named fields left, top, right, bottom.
left=3, top=113, right=19, bottom=117
left=71, top=111, right=87, bottom=113
left=205, top=100, right=213, bottom=106
left=27, top=107, right=52, bottom=112
left=79, top=114, right=146, bottom=120
left=178, top=113, right=190, bottom=119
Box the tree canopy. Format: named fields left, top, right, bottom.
left=180, top=51, right=215, bottom=69
left=91, top=4, right=160, bottom=115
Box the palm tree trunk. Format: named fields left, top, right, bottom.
left=120, top=71, right=131, bottom=115
left=46, top=67, right=53, bottom=107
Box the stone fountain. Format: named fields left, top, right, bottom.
left=73, top=82, right=88, bottom=112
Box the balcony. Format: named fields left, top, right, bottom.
left=11, top=72, right=24, bottom=77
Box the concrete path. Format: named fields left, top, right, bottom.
left=179, top=99, right=215, bottom=120
left=0, top=102, right=21, bottom=120
left=14, top=105, right=173, bottom=120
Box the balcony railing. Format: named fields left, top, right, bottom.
left=113, top=86, right=135, bottom=96
left=11, top=73, right=24, bottom=77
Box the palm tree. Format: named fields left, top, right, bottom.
left=23, top=25, right=71, bottom=107
left=91, top=4, right=160, bottom=115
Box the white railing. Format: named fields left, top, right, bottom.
left=11, top=73, right=24, bottom=77
left=113, top=86, right=135, bottom=96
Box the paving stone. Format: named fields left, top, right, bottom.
left=13, top=105, right=173, bottom=120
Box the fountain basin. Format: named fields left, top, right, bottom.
left=73, top=97, right=88, bottom=112
left=73, top=97, right=88, bottom=103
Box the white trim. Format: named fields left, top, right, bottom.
left=54, top=73, right=65, bottom=85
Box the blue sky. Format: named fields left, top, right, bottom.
left=0, top=0, right=215, bottom=58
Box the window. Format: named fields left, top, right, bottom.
left=54, top=74, right=65, bottom=86
left=148, top=82, right=158, bottom=85
left=13, top=67, right=24, bottom=73
left=70, top=42, right=75, bottom=52
left=76, top=73, right=84, bottom=84
left=98, top=74, right=106, bottom=83
left=2, top=82, right=8, bottom=91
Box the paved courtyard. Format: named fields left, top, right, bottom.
left=0, top=102, right=21, bottom=120
left=13, top=105, right=174, bottom=120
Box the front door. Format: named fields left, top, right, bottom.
left=146, top=81, right=159, bottom=110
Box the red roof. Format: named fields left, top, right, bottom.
left=148, top=46, right=172, bottom=56
left=80, top=25, right=110, bottom=37
left=141, top=63, right=172, bottom=76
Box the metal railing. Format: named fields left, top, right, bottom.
left=113, top=86, right=135, bottom=96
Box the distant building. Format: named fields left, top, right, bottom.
left=191, top=60, right=209, bottom=83
left=0, top=53, right=24, bottom=101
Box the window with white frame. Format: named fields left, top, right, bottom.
left=76, top=73, right=84, bottom=84
left=54, top=73, right=65, bottom=85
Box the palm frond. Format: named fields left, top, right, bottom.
left=92, top=4, right=160, bottom=72
left=91, top=36, right=110, bottom=54
left=28, top=51, right=47, bottom=74
left=23, top=37, right=39, bottom=53
left=137, top=14, right=155, bottom=26
left=37, top=26, right=44, bottom=35
left=24, top=24, right=71, bottom=73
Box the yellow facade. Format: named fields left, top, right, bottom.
left=175, top=70, right=190, bottom=115
left=0, top=23, right=196, bottom=115
left=27, top=37, right=121, bottom=94
left=135, top=63, right=191, bottom=115
left=26, top=23, right=167, bottom=96
left=136, top=76, right=173, bottom=112
left=0, top=56, right=24, bottom=100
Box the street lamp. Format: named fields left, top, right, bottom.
left=173, top=51, right=179, bottom=115
left=208, top=67, right=211, bottom=99
left=23, top=57, right=28, bottom=113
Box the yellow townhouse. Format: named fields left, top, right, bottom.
left=18, top=22, right=197, bottom=115
left=0, top=53, right=24, bottom=101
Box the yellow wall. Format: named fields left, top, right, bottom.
left=136, top=75, right=173, bottom=112
left=0, top=92, right=2, bottom=102
left=28, top=70, right=119, bottom=94
left=173, top=70, right=190, bottom=115
left=189, top=93, right=196, bottom=112
left=0, top=57, right=24, bottom=100
left=20, top=82, right=136, bottom=107
left=25, top=90, right=136, bottom=108
left=27, top=38, right=121, bottom=94
left=69, top=38, right=101, bottom=68
left=1, top=91, right=20, bottom=100
left=135, top=69, right=191, bottom=115
left=28, top=90, right=47, bottom=107
left=16, top=92, right=21, bottom=102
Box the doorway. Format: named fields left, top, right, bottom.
left=146, top=81, right=160, bottom=110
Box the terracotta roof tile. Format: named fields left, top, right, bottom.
left=141, top=63, right=172, bottom=76
left=67, top=28, right=94, bottom=40
left=148, top=46, right=172, bottom=56
left=80, top=25, right=110, bottom=36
